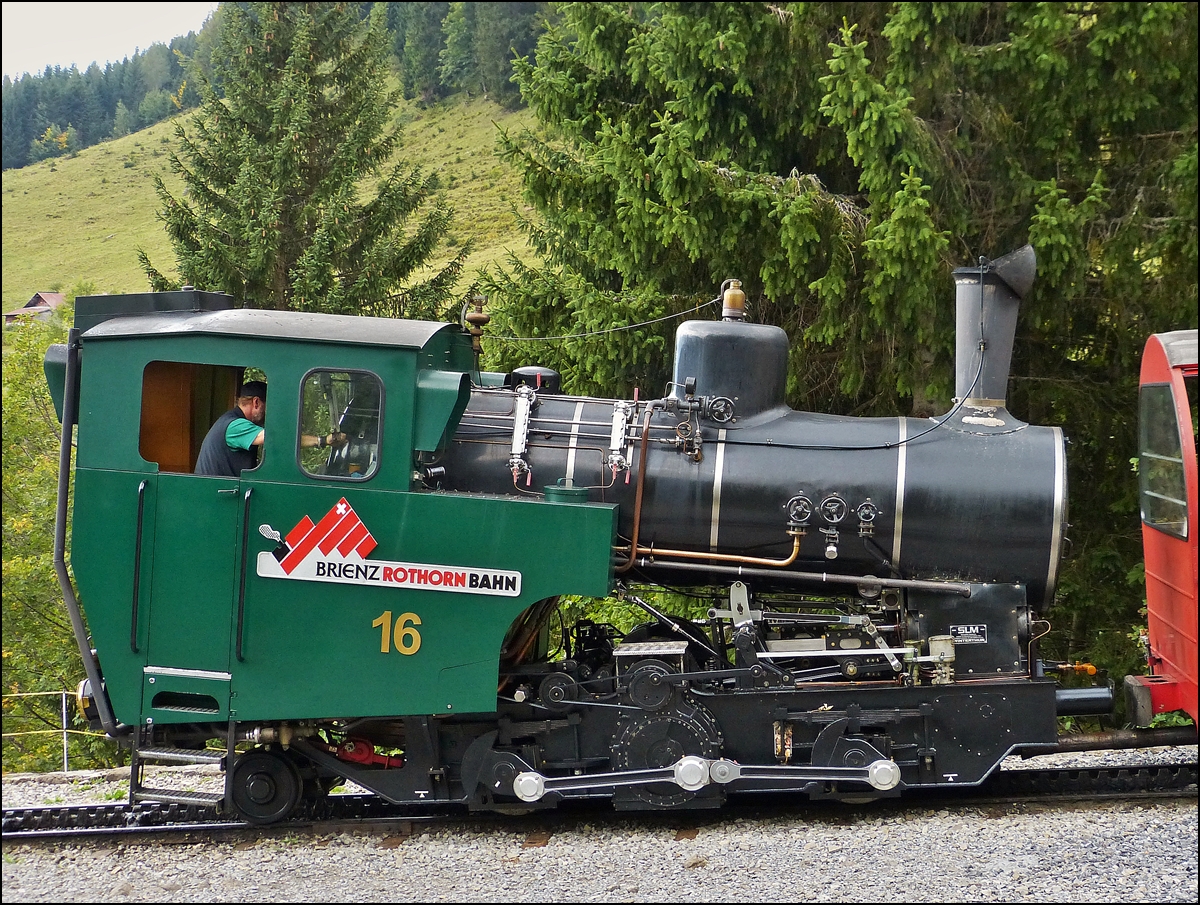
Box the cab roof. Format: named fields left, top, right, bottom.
left=1154, top=329, right=1198, bottom=369
left=81, top=307, right=460, bottom=351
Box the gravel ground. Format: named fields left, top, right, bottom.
left=3, top=745, right=1196, bottom=903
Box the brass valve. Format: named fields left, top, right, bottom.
left=1045, top=660, right=1098, bottom=676
left=721, top=279, right=746, bottom=320
left=465, top=293, right=489, bottom=357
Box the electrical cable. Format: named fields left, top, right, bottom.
left=467, top=259, right=996, bottom=453
left=494, top=298, right=718, bottom=342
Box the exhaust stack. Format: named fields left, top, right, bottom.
left=952, top=245, right=1037, bottom=407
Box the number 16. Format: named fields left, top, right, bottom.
left=371, top=610, right=422, bottom=655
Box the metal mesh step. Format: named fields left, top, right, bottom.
left=136, top=747, right=227, bottom=765
left=152, top=704, right=221, bottom=714
left=131, top=788, right=223, bottom=807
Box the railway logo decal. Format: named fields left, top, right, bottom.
left=255, top=498, right=521, bottom=596
left=273, top=497, right=377, bottom=574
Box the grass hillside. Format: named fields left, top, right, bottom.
left=1, top=93, right=539, bottom=314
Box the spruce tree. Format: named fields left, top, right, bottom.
left=140, top=1, right=467, bottom=317
left=400, top=2, right=449, bottom=105
left=473, top=2, right=543, bottom=109
left=439, top=2, right=479, bottom=94
left=111, top=100, right=135, bottom=138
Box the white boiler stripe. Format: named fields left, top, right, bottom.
left=892, top=420, right=907, bottom=567
left=710, top=429, right=728, bottom=550
left=565, top=402, right=584, bottom=484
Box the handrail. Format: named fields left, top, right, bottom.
left=236, top=487, right=253, bottom=662
left=52, top=329, right=123, bottom=735
left=0, top=690, right=104, bottom=772
left=130, top=480, right=147, bottom=653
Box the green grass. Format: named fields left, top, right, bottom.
left=2, top=92, right=539, bottom=314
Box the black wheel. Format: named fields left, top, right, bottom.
left=625, top=659, right=675, bottom=711
left=611, top=699, right=722, bottom=808
left=538, top=672, right=578, bottom=713
left=231, top=748, right=302, bottom=825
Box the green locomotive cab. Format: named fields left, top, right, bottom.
left=48, top=290, right=616, bottom=818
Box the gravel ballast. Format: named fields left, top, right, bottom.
left=3, top=745, right=1196, bottom=903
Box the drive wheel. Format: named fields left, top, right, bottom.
left=611, top=699, right=722, bottom=808
left=231, top=748, right=302, bottom=825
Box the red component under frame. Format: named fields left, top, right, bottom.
left=331, top=737, right=406, bottom=769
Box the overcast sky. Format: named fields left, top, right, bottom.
left=3, top=2, right=218, bottom=81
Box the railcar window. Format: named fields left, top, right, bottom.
left=1138, top=383, right=1188, bottom=539
left=299, top=370, right=383, bottom=480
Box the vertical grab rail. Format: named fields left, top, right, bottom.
left=130, top=480, right=147, bottom=653
left=53, top=329, right=121, bottom=735
left=236, top=487, right=253, bottom=662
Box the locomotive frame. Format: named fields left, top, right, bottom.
left=43, top=249, right=1189, bottom=824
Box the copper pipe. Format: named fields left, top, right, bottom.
left=615, top=399, right=803, bottom=572
left=635, top=531, right=803, bottom=568
left=614, top=402, right=658, bottom=573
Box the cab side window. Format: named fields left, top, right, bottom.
left=140, top=361, right=246, bottom=473
left=299, top=370, right=383, bottom=480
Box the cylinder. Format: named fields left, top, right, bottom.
left=443, top=384, right=1066, bottom=610
left=1055, top=684, right=1115, bottom=716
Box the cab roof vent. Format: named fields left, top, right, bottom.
left=74, top=289, right=237, bottom=334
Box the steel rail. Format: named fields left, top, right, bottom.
left=3, top=761, right=1194, bottom=840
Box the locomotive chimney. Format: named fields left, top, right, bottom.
left=952, top=245, right=1036, bottom=407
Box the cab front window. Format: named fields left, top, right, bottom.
left=299, top=370, right=383, bottom=480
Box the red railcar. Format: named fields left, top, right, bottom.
left=1127, top=330, right=1198, bottom=727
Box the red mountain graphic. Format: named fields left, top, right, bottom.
left=280, top=498, right=377, bottom=575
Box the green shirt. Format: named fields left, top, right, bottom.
left=225, top=417, right=262, bottom=451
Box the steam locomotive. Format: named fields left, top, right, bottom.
left=43, top=246, right=1164, bottom=824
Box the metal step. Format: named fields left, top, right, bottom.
left=131, top=787, right=224, bottom=807
left=135, top=747, right=227, bottom=765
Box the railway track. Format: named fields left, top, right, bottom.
left=4, top=760, right=1195, bottom=841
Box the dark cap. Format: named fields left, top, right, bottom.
left=238, top=381, right=267, bottom=402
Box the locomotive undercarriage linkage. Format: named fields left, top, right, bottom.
left=169, top=577, right=1056, bottom=819
left=475, top=578, right=1057, bottom=808
left=109, top=574, right=1069, bottom=822
left=262, top=674, right=1057, bottom=815
left=510, top=750, right=903, bottom=803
